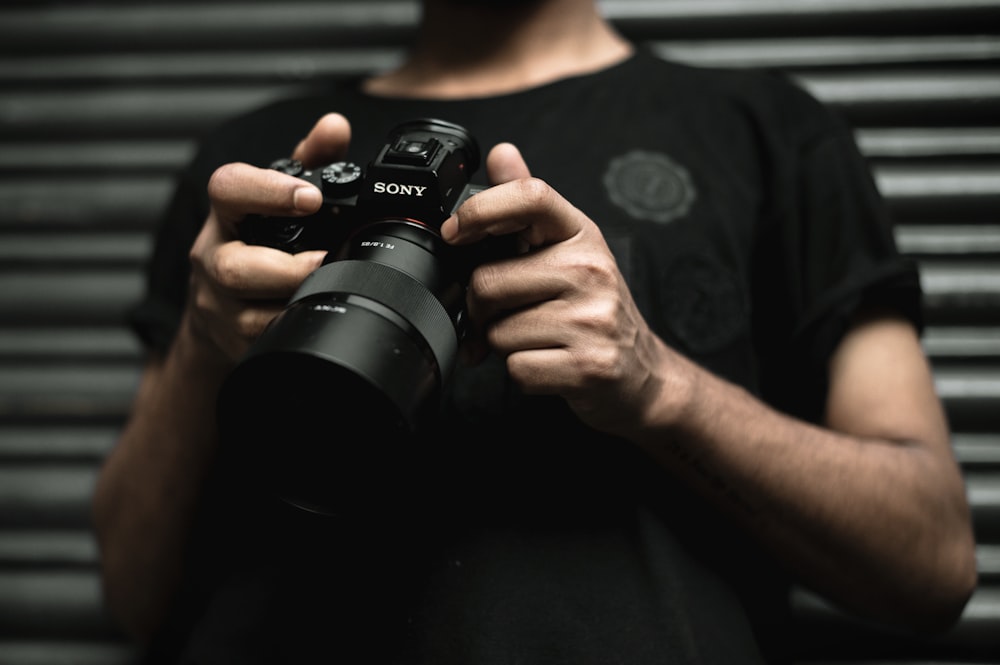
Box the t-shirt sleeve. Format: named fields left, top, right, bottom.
left=791, top=125, right=922, bottom=350
left=754, top=78, right=923, bottom=421
left=127, top=154, right=212, bottom=357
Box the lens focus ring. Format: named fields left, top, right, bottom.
left=293, top=260, right=459, bottom=379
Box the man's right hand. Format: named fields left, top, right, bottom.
left=185, top=113, right=353, bottom=364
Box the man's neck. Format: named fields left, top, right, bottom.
left=363, top=0, right=633, bottom=99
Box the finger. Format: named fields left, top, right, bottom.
left=506, top=347, right=578, bottom=395
left=207, top=241, right=327, bottom=300
left=464, top=250, right=562, bottom=323
left=187, top=280, right=290, bottom=362
left=291, top=112, right=352, bottom=167
left=442, top=176, right=589, bottom=249
left=207, top=162, right=322, bottom=233
left=441, top=142, right=528, bottom=243
left=486, top=142, right=531, bottom=185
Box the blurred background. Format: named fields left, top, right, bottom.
left=0, top=1, right=998, bottom=664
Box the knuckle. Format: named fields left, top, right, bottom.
left=516, top=177, right=554, bottom=209
left=207, top=163, right=239, bottom=197
left=484, top=322, right=506, bottom=350
left=581, top=303, right=618, bottom=339
left=189, top=284, right=213, bottom=318
left=570, top=255, right=619, bottom=293
left=505, top=356, right=530, bottom=386
left=467, top=262, right=501, bottom=301
left=235, top=309, right=260, bottom=342
left=210, top=245, right=246, bottom=290
left=576, top=345, right=621, bottom=387
left=188, top=244, right=203, bottom=271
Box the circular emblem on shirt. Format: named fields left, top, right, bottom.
left=603, top=151, right=697, bottom=224
left=661, top=253, right=747, bottom=354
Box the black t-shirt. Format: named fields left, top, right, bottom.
left=132, top=47, right=921, bottom=665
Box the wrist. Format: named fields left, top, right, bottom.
left=617, top=339, right=700, bottom=447
left=173, top=310, right=237, bottom=383
left=646, top=348, right=699, bottom=432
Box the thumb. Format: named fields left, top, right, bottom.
left=486, top=142, right=531, bottom=185
left=291, top=113, right=352, bottom=168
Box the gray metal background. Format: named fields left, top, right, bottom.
left=0, top=1, right=998, bottom=663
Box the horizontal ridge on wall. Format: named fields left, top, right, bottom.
left=1, top=0, right=998, bottom=54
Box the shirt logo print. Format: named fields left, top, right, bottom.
left=603, top=150, right=697, bottom=224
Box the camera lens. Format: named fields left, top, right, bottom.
left=218, top=220, right=468, bottom=515
left=217, top=293, right=439, bottom=515
left=217, top=119, right=481, bottom=516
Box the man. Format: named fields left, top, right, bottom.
left=92, top=0, right=977, bottom=662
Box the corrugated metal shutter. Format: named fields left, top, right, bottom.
left=1, top=1, right=997, bottom=663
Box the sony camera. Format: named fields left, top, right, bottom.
left=216, top=118, right=496, bottom=515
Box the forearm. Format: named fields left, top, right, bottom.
left=631, top=343, right=976, bottom=630
left=92, top=313, right=232, bottom=640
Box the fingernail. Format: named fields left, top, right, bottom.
left=301, top=250, right=328, bottom=266
left=440, top=214, right=459, bottom=242
left=293, top=186, right=321, bottom=212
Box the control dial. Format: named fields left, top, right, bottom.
left=321, top=161, right=363, bottom=198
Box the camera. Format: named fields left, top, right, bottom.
left=216, top=118, right=495, bottom=515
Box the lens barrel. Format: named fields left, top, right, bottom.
left=217, top=119, right=481, bottom=515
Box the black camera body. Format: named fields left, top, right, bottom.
left=239, top=118, right=484, bottom=255
left=217, top=118, right=494, bottom=515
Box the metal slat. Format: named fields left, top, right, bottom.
left=0, top=233, right=151, bottom=267
left=653, top=34, right=1000, bottom=69
left=0, top=426, right=120, bottom=461
left=0, top=49, right=404, bottom=86
left=795, top=69, right=1000, bottom=124
left=0, top=329, right=141, bottom=363
left=0, top=86, right=300, bottom=140
left=0, top=365, right=140, bottom=421
left=953, top=433, right=1000, bottom=467
left=0, top=177, right=170, bottom=228
left=609, top=1, right=1000, bottom=42
left=924, top=328, right=1000, bottom=361
left=858, top=128, right=1000, bottom=159
left=0, top=466, right=97, bottom=528
left=0, top=272, right=143, bottom=325
left=0, top=571, right=120, bottom=640
left=876, top=164, right=1000, bottom=200
left=966, top=472, right=1000, bottom=541
left=602, top=0, right=1000, bottom=22
left=878, top=164, right=1000, bottom=224
left=935, top=366, right=1000, bottom=433
left=935, top=367, right=1000, bottom=401
left=0, top=531, right=98, bottom=569
left=0, top=641, right=135, bottom=665
left=0, top=2, right=420, bottom=54
left=919, top=262, right=1000, bottom=324
left=896, top=226, right=1000, bottom=257
left=977, top=543, right=1000, bottom=583
left=789, top=585, right=1000, bottom=661
left=0, top=140, right=195, bottom=174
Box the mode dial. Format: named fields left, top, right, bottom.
left=321, top=161, right=363, bottom=198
